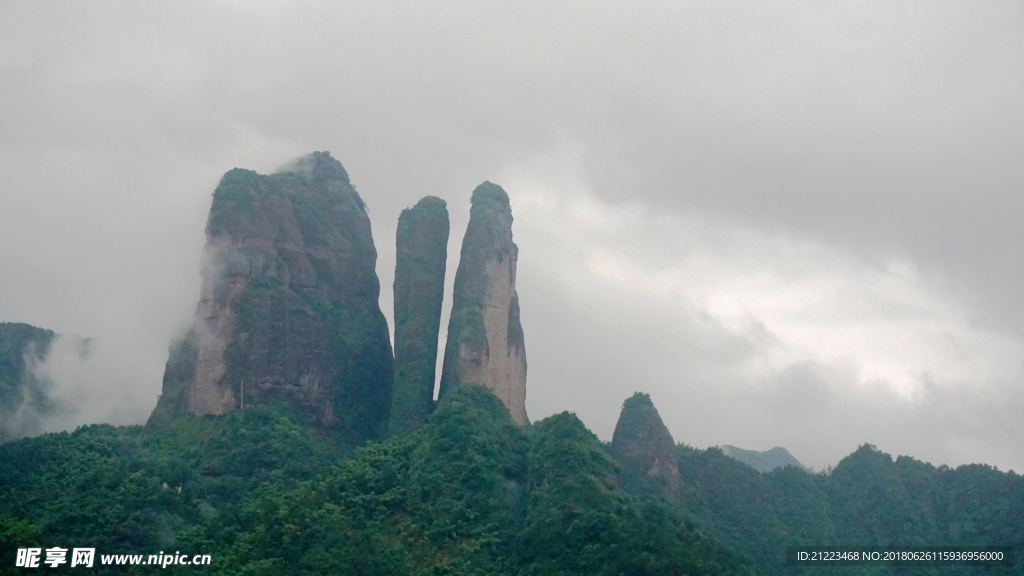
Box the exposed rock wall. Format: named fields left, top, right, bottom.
left=148, top=152, right=394, bottom=441
left=611, top=392, right=681, bottom=498
left=389, top=196, right=449, bottom=435
left=438, top=182, right=527, bottom=424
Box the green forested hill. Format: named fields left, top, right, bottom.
left=671, top=444, right=1024, bottom=575
left=2, top=385, right=1021, bottom=575
left=0, top=386, right=748, bottom=576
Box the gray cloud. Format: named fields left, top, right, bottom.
left=1, top=0, right=1022, bottom=472
left=509, top=184, right=1024, bottom=471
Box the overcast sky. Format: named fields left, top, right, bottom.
left=2, top=0, right=1022, bottom=472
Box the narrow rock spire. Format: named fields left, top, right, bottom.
left=389, top=196, right=449, bottom=435
left=438, top=182, right=527, bottom=424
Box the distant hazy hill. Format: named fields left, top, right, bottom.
left=719, top=444, right=810, bottom=472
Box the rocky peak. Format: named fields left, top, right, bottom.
left=611, top=392, right=680, bottom=496
left=438, top=182, right=527, bottom=424
left=389, top=196, right=450, bottom=435
left=149, top=152, right=393, bottom=442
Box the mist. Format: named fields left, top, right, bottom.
left=30, top=334, right=160, bottom=432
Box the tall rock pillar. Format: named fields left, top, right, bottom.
left=148, top=152, right=394, bottom=441
left=438, top=182, right=527, bottom=424
left=389, top=196, right=449, bottom=435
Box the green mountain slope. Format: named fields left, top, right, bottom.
left=600, top=395, right=1024, bottom=575
left=671, top=443, right=1024, bottom=575
left=0, top=387, right=749, bottom=576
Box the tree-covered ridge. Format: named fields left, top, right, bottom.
left=1, top=387, right=750, bottom=576
left=520, top=411, right=747, bottom=575
left=0, top=404, right=338, bottom=575
left=4, top=385, right=1022, bottom=575
left=208, top=152, right=360, bottom=241
left=672, top=443, right=1024, bottom=575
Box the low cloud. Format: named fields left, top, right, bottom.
left=510, top=177, right=1024, bottom=473
left=23, top=333, right=161, bottom=433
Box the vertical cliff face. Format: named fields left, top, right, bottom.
left=438, top=182, right=527, bottom=424
left=149, top=152, right=394, bottom=441
left=611, top=392, right=680, bottom=497
left=389, top=196, right=449, bottom=435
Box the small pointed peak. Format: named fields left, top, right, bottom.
left=611, top=392, right=680, bottom=496
left=613, top=392, right=675, bottom=450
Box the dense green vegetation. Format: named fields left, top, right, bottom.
left=672, top=443, right=1024, bottom=575
left=1, top=387, right=750, bottom=575
left=0, top=404, right=338, bottom=575
left=3, top=381, right=1021, bottom=575
left=520, top=412, right=745, bottom=575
